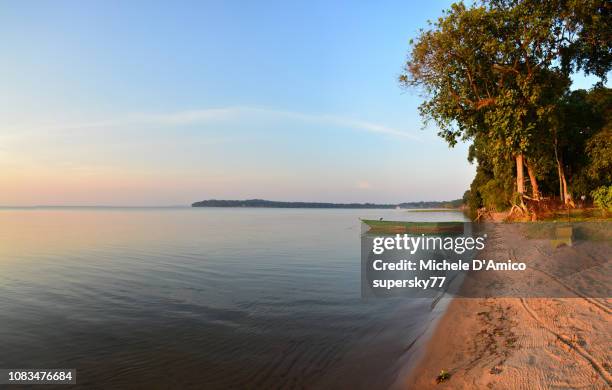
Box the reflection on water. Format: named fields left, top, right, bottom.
left=0, top=208, right=466, bottom=389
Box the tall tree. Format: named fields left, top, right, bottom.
left=401, top=0, right=611, bottom=209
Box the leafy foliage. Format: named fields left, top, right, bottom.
left=591, top=186, right=612, bottom=212
left=401, top=0, right=611, bottom=214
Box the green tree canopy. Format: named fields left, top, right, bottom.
left=401, top=0, right=611, bottom=215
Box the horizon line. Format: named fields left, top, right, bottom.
left=0, top=198, right=463, bottom=209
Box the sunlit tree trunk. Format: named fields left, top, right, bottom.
left=556, top=159, right=564, bottom=203
left=525, top=160, right=540, bottom=200
left=553, top=129, right=574, bottom=207
left=516, top=154, right=525, bottom=195
left=560, top=165, right=574, bottom=207
left=554, top=136, right=564, bottom=203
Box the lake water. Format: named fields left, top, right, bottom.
left=0, top=207, right=467, bottom=389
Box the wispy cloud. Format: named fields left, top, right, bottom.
left=7, top=106, right=420, bottom=140
left=238, top=107, right=420, bottom=139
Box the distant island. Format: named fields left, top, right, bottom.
left=191, top=199, right=463, bottom=209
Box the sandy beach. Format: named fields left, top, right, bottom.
left=402, top=223, right=611, bottom=389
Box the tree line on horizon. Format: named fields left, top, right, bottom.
left=191, top=199, right=464, bottom=209
left=401, top=0, right=611, bottom=217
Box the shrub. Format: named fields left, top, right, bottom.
left=591, top=185, right=612, bottom=212
left=480, top=179, right=511, bottom=211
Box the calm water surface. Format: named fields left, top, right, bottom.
left=0, top=208, right=466, bottom=389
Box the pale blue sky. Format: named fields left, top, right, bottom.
left=0, top=1, right=602, bottom=205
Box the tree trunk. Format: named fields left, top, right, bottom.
left=556, top=159, right=564, bottom=203
left=555, top=150, right=574, bottom=207
left=554, top=139, right=564, bottom=203
left=516, top=154, right=525, bottom=195
left=525, top=160, right=540, bottom=200
left=560, top=167, right=574, bottom=207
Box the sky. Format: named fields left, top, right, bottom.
left=0, top=1, right=602, bottom=206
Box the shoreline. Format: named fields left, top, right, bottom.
left=400, top=223, right=611, bottom=389
left=388, top=296, right=455, bottom=389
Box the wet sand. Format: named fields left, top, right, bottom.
left=402, top=223, right=611, bottom=389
